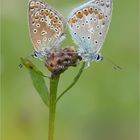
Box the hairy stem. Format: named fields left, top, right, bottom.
left=48, top=76, right=60, bottom=140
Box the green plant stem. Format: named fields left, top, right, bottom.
left=48, top=76, right=60, bottom=140
left=56, top=62, right=85, bottom=103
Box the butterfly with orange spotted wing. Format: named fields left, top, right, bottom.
left=28, top=0, right=113, bottom=66
left=28, top=0, right=66, bottom=58
left=68, top=0, right=113, bottom=65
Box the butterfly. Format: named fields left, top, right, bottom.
left=28, top=0, right=66, bottom=58
left=68, top=0, right=113, bottom=65
left=28, top=0, right=113, bottom=65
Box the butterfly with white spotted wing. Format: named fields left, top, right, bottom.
left=68, top=0, right=113, bottom=65
left=28, top=0, right=66, bottom=58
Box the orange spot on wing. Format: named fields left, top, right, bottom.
left=76, top=11, right=83, bottom=19
left=83, top=9, right=89, bottom=15
left=30, top=5, right=39, bottom=9
left=70, top=18, right=77, bottom=24
left=49, top=14, right=54, bottom=19
left=52, top=17, right=58, bottom=23
left=88, top=8, right=94, bottom=14
left=34, top=15, right=40, bottom=19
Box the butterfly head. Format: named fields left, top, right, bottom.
left=78, top=47, right=103, bottom=64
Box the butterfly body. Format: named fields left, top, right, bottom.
left=68, top=0, right=113, bottom=64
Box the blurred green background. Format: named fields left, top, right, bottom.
left=1, top=0, right=139, bottom=140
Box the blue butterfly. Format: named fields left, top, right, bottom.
left=68, top=0, right=113, bottom=65
left=28, top=0, right=113, bottom=66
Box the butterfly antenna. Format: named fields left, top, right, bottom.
left=104, top=56, right=122, bottom=70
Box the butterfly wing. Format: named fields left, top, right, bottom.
left=29, top=0, right=66, bottom=53
left=68, top=0, right=113, bottom=62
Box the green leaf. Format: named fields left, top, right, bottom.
left=21, top=58, right=49, bottom=107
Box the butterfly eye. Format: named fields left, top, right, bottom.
left=95, top=54, right=103, bottom=61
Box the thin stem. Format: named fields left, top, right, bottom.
left=48, top=76, right=60, bottom=140
left=56, top=62, right=85, bottom=103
